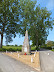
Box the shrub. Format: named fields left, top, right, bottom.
left=6, top=45, right=10, bottom=46
left=19, top=45, right=22, bottom=47
left=15, top=44, right=18, bottom=47
left=0, top=46, right=40, bottom=52
left=31, top=46, right=36, bottom=51
left=41, top=45, right=52, bottom=50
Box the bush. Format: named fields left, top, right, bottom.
left=15, top=44, right=18, bottom=47
left=0, top=48, right=6, bottom=51
left=52, top=49, right=54, bottom=51
left=31, top=46, right=36, bottom=51
left=0, top=46, right=40, bottom=52
left=41, top=45, right=52, bottom=50
left=31, top=46, right=40, bottom=51
left=36, top=46, right=40, bottom=51
left=19, top=45, right=22, bottom=47
left=6, top=45, right=10, bottom=46
left=0, top=47, right=21, bottom=52
left=0, top=48, right=3, bottom=51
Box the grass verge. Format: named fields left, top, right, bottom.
left=51, top=49, right=54, bottom=51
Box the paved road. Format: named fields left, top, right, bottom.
left=0, top=53, right=38, bottom=72
left=39, top=50, right=54, bottom=72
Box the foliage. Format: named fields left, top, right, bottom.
left=18, top=45, right=22, bottom=47
left=0, top=0, right=54, bottom=48
left=15, top=44, right=18, bottom=47
left=0, top=46, right=36, bottom=52
left=19, top=0, right=36, bottom=36
left=20, top=1, right=54, bottom=46
left=40, top=40, right=54, bottom=50
left=0, top=0, right=21, bottom=48
left=40, top=45, right=52, bottom=50
left=51, top=49, right=54, bottom=51
left=29, top=6, right=54, bottom=46
left=31, top=46, right=36, bottom=51
left=6, top=45, right=10, bottom=46
left=2, top=46, right=22, bottom=51
left=46, top=40, right=54, bottom=46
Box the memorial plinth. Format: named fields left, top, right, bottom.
left=22, top=30, right=31, bottom=55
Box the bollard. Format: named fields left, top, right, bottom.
left=35, top=52, right=36, bottom=54
left=34, top=53, right=35, bottom=57
left=31, top=57, right=33, bottom=63
left=11, top=52, right=12, bottom=54
left=6, top=50, right=7, bottom=53
left=18, top=54, right=19, bottom=58
left=17, top=51, right=18, bottom=53
left=35, top=50, right=37, bottom=54
left=48, top=53, right=49, bottom=55
left=36, top=50, right=37, bottom=52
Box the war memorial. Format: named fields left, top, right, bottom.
left=22, top=30, right=31, bottom=55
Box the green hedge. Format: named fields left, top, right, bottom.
left=0, top=46, right=38, bottom=52
left=40, top=46, right=52, bottom=50
left=51, top=49, right=54, bottom=51
left=0, top=48, right=21, bottom=52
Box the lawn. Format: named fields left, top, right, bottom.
left=51, top=49, right=54, bottom=51
left=0, top=46, right=36, bottom=52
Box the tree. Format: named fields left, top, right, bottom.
left=20, top=1, right=54, bottom=46
left=0, top=34, right=1, bottom=48
left=19, top=0, right=36, bottom=36
left=0, top=0, right=54, bottom=48
left=0, top=0, right=21, bottom=48
left=29, top=6, right=54, bottom=46
left=19, top=45, right=22, bottom=47
left=15, top=44, right=18, bottom=47
left=0, top=0, right=36, bottom=48
left=46, top=40, right=54, bottom=46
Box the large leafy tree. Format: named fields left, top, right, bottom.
left=0, top=0, right=54, bottom=48
left=46, top=40, right=54, bottom=46
left=29, top=6, right=54, bottom=46
left=20, top=1, right=54, bottom=46
left=0, top=0, right=20, bottom=48
left=19, top=0, right=36, bottom=36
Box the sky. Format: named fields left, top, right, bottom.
left=3, top=0, right=54, bottom=46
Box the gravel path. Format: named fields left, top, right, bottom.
left=39, top=50, right=54, bottom=72
left=0, top=53, right=38, bottom=72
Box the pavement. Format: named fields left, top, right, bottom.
left=0, top=53, right=38, bottom=72
left=39, top=49, right=54, bottom=72
left=0, top=49, right=54, bottom=72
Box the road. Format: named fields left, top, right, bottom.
left=39, top=49, right=54, bottom=72
left=0, top=53, right=38, bottom=72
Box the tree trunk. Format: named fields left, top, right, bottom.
left=36, top=32, right=38, bottom=47
left=0, top=34, right=1, bottom=48
left=1, top=34, right=3, bottom=48
left=1, top=22, right=4, bottom=48
left=36, top=39, right=38, bottom=47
